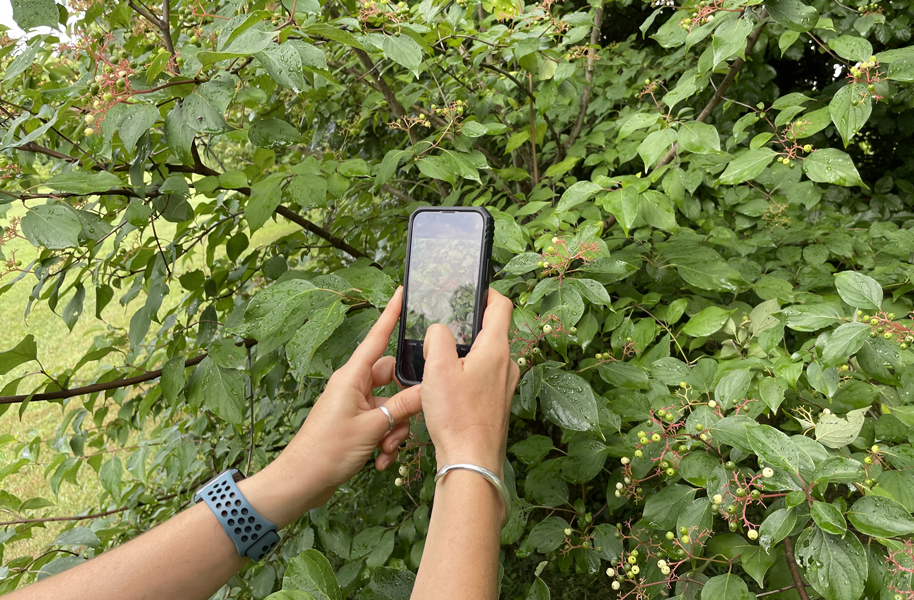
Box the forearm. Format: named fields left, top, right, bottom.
left=9, top=462, right=323, bottom=600
left=412, top=471, right=504, bottom=600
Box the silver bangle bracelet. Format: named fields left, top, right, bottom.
left=434, top=463, right=512, bottom=526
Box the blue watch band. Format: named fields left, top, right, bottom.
left=194, top=469, right=280, bottom=561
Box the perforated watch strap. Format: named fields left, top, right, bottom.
left=194, top=469, right=280, bottom=561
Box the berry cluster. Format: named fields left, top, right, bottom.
left=679, top=0, right=727, bottom=31
left=860, top=310, right=914, bottom=350
left=0, top=154, right=21, bottom=190
left=858, top=2, right=882, bottom=15
left=535, top=236, right=600, bottom=280
left=511, top=315, right=567, bottom=368
left=0, top=217, right=26, bottom=280
left=887, top=540, right=914, bottom=600
left=358, top=0, right=410, bottom=28
left=848, top=56, right=885, bottom=103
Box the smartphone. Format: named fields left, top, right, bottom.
left=396, top=207, right=494, bottom=386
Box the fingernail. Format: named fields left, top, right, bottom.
left=378, top=457, right=390, bottom=470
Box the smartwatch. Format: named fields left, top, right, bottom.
left=193, top=469, right=280, bottom=561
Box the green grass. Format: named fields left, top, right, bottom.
left=0, top=199, right=298, bottom=560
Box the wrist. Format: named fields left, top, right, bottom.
left=435, top=450, right=505, bottom=480
left=238, top=457, right=329, bottom=529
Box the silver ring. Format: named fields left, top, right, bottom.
left=379, top=405, right=395, bottom=430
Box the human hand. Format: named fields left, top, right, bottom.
left=252, top=288, right=420, bottom=525
left=419, top=289, right=520, bottom=480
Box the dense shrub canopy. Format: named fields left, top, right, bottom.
left=1, top=0, right=914, bottom=598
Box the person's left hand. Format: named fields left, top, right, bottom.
left=249, top=288, right=421, bottom=526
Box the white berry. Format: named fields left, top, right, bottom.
left=612, top=581, right=621, bottom=590
left=762, top=467, right=774, bottom=478
left=394, top=478, right=403, bottom=486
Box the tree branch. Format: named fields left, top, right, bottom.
left=160, top=0, right=176, bottom=55
left=0, top=340, right=256, bottom=405
left=274, top=205, right=380, bottom=267
left=565, top=1, right=604, bottom=150
left=14, top=142, right=78, bottom=163
left=652, top=11, right=768, bottom=173
left=783, top=536, right=812, bottom=600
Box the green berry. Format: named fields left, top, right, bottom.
left=726, top=504, right=737, bottom=514
left=695, top=423, right=704, bottom=432
left=666, top=531, right=675, bottom=540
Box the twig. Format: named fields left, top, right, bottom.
left=652, top=11, right=768, bottom=172
left=565, top=0, right=604, bottom=149
left=480, top=62, right=562, bottom=161
left=528, top=73, right=539, bottom=185
left=757, top=583, right=813, bottom=598
left=783, top=536, right=812, bottom=600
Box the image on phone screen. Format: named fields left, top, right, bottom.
left=399, top=210, right=486, bottom=383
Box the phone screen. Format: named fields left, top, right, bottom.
left=399, top=210, right=485, bottom=382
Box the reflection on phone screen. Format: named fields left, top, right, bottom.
left=404, top=211, right=484, bottom=346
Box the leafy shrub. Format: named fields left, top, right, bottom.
left=1, top=0, right=914, bottom=598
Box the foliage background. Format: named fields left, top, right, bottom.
left=1, top=0, right=914, bottom=598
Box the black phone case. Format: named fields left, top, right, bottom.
left=395, top=206, right=494, bottom=387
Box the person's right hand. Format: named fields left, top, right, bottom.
left=420, top=289, right=520, bottom=480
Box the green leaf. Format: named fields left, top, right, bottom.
left=362, top=567, right=415, bottom=600
left=834, top=271, right=882, bottom=310
left=766, top=0, right=819, bottom=32
left=700, top=574, right=754, bottom=600
left=638, top=128, right=677, bottom=171
left=561, top=440, right=607, bottom=484
left=525, top=516, right=569, bottom=553
left=681, top=306, right=733, bottom=337
left=678, top=121, right=721, bottom=154
left=255, top=42, right=306, bottom=92
left=0, top=335, right=38, bottom=377
left=165, top=104, right=194, bottom=166
left=510, top=435, right=555, bottom=465
left=821, top=323, right=870, bottom=367
left=795, top=526, right=867, bottom=600
left=161, top=356, right=186, bottom=405
left=11, top=0, right=58, bottom=30
left=828, top=35, right=874, bottom=62
left=45, top=171, right=123, bottom=195
left=812, top=456, right=866, bottom=484
left=811, top=501, right=847, bottom=535
left=524, top=577, right=550, bottom=600
left=539, top=369, right=600, bottom=433
left=289, top=174, right=328, bottom=209
left=747, top=424, right=807, bottom=475
left=714, top=369, right=752, bottom=410
left=62, top=283, right=85, bottom=332
left=806, top=362, right=838, bottom=399
left=642, top=484, right=697, bottom=530
left=186, top=356, right=247, bottom=424
left=717, top=148, right=777, bottom=185
left=803, top=148, right=866, bottom=188
left=888, top=58, right=914, bottom=82
left=555, top=181, right=602, bottom=213
left=286, top=300, right=347, bottom=378
left=758, top=507, right=797, bottom=553
left=54, top=527, right=101, bottom=548
left=711, top=18, right=753, bottom=67
left=183, top=79, right=235, bottom=133
left=21, top=205, right=82, bottom=250
left=847, top=496, right=914, bottom=537
left=382, top=34, right=423, bottom=76
left=249, top=118, right=302, bottom=149
left=245, top=173, right=285, bottom=232
left=283, top=549, right=342, bottom=600
left=4, top=40, right=42, bottom=82
left=829, top=84, right=871, bottom=147
left=783, top=303, right=843, bottom=331
left=504, top=253, right=542, bottom=275
left=118, top=104, right=159, bottom=154
left=815, top=408, right=866, bottom=449
left=99, top=457, right=123, bottom=502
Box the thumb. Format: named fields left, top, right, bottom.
left=366, top=385, right=422, bottom=439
